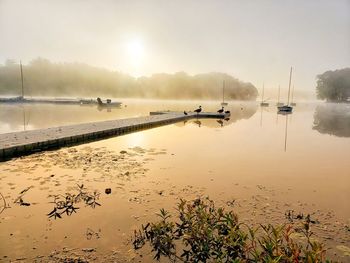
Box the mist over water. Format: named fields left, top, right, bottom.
left=0, top=59, right=258, bottom=100
left=0, top=0, right=349, bottom=261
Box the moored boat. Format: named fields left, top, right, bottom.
left=97, top=97, right=122, bottom=107
left=278, top=67, right=294, bottom=114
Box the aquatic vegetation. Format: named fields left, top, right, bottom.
left=133, top=198, right=330, bottom=262
left=14, top=186, right=33, bottom=207
left=47, top=184, right=100, bottom=219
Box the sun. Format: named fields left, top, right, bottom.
left=126, top=39, right=144, bottom=62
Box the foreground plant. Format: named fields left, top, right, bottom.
left=47, top=184, right=100, bottom=219
left=133, top=197, right=330, bottom=262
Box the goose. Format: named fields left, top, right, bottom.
left=194, top=106, right=202, bottom=115
left=217, top=107, right=224, bottom=113
left=184, top=111, right=188, bottom=115
left=225, top=110, right=230, bottom=114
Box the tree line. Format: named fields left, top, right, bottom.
left=0, top=58, right=258, bottom=100
left=316, top=68, right=350, bottom=102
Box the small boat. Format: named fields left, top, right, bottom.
left=79, top=98, right=96, bottom=105
left=0, top=96, right=24, bottom=103
left=97, top=97, right=122, bottom=107
left=277, top=105, right=293, bottom=113
left=260, top=83, right=269, bottom=107
left=278, top=67, right=294, bottom=114
left=221, top=80, right=228, bottom=106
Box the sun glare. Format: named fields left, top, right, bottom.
left=126, top=39, right=144, bottom=61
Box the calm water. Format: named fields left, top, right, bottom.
left=0, top=100, right=349, bottom=261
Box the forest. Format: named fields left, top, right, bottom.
left=0, top=58, right=258, bottom=100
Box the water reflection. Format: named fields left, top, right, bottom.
left=176, top=104, right=257, bottom=128
left=0, top=100, right=258, bottom=133
left=193, top=120, right=202, bottom=127
left=1, top=101, right=349, bottom=262
left=217, top=119, right=224, bottom=127
left=313, top=104, right=350, bottom=137
left=259, top=106, right=271, bottom=127
left=284, top=114, right=289, bottom=152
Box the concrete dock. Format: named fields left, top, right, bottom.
left=0, top=111, right=229, bottom=161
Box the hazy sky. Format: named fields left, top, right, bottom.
left=0, top=0, right=349, bottom=97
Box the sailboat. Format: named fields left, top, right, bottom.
left=278, top=67, right=293, bottom=113
left=290, top=84, right=296, bottom=106
left=260, top=83, right=269, bottom=107
left=221, top=80, right=228, bottom=106
left=276, top=85, right=284, bottom=106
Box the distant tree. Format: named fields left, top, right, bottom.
left=316, top=68, right=350, bottom=102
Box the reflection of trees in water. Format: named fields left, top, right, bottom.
left=0, top=104, right=123, bottom=132
left=176, top=104, right=258, bottom=128
left=0, top=103, right=258, bottom=132
left=313, top=104, right=350, bottom=137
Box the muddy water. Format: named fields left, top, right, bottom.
left=0, top=100, right=349, bottom=262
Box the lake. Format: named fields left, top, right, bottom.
left=0, top=99, right=349, bottom=261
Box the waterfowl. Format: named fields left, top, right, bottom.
left=217, top=107, right=224, bottom=113
left=194, top=106, right=202, bottom=114
left=184, top=111, right=188, bottom=115
left=225, top=110, right=230, bottom=114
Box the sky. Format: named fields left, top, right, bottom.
left=0, top=0, right=349, bottom=98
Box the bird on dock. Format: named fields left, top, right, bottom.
left=184, top=111, right=188, bottom=115
left=194, top=106, right=202, bottom=115
left=225, top=110, right=230, bottom=114
left=217, top=107, right=224, bottom=113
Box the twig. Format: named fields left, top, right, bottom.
left=0, top=192, right=9, bottom=214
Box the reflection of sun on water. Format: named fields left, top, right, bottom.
left=126, top=132, right=145, bottom=147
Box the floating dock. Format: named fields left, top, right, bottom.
left=0, top=111, right=229, bottom=161
left=0, top=97, right=122, bottom=107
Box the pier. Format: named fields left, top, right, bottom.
left=0, top=111, right=229, bottom=160
left=0, top=97, right=122, bottom=106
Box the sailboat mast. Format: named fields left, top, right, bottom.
left=277, top=85, right=280, bottom=103
left=261, top=83, right=265, bottom=103
left=222, top=80, right=225, bottom=103
left=287, top=67, right=293, bottom=105
left=291, top=84, right=295, bottom=104
left=20, top=61, right=24, bottom=98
